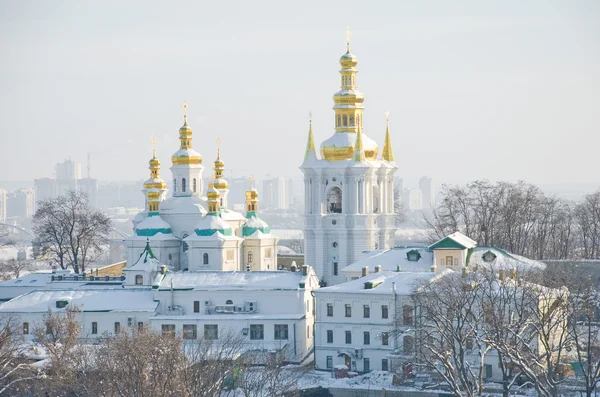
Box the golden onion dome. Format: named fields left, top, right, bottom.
left=143, top=178, right=167, bottom=190
left=207, top=185, right=220, bottom=200
left=245, top=187, right=258, bottom=201
left=149, top=156, right=160, bottom=167
left=213, top=178, right=228, bottom=189
left=340, top=51, right=358, bottom=69
left=320, top=131, right=378, bottom=162
left=179, top=118, right=193, bottom=137
left=172, top=116, right=202, bottom=166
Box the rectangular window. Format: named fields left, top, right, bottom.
left=363, top=305, right=370, bottom=318
left=403, top=335, right=413, bottom=353
left=22, top=322, right=29, bottom=335
left=265, top=247, right=271, bottom=258
left=194, top=301, right=200, bottom=313
left=250, top=324, right=264, bottom=340
left=454, top=257, right=459, bottom=266
left=333, top=262, right=338, bottom=276
left=114, top=322, right=121, bottom=334
left=327, top=303, right=333, bottom=317
left=381, top=305, right=389, bottom=319
left=162, top=324, right=176, bottom=337
left=307, top=300, right=310, bottom=313
left=485, top=364, right=493, bottom=378
left=382, top=359, right=389, bottom=371
left=91, top=322, right=98, bottom=335
left=381, top=332, right=389, bottom=346
left=446, top=256, right=453, bottom=266
left=183, top=324, right=197, bottom=340
left=326, top=356, right=333, bottom=369
left=226, top=250, right=234, bottom=261
left=204, top=324, right=218, bottom=340
left=345, top=330, right=352, bottom=344
left=345, top=304, right=352, bottom=317
left=363, top=358, right=370, bottom=372
left=403, top=305, right=413, bottom=326
left=327, top=330, right=333, bottom=343
left=137, top=322, right=144, bottom=332
left=274, top=324, right=288, bottom=340
left=363, top=331, right=370, bottom=345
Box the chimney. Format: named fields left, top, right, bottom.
left=375, top=265, right=382, bottom=273
left=509, top=268, right=517, bottom=280
left=362, top=267, right=369, bottom=277
left=302, top=265, right=308, bottom=276
left=397, top=264, right=402, bottom=272
left=462, top=267, right=468, bottom=277
left=160, top=265, right=167, bottom=275
left=290, top=264, right=297, bottom=272
left=499, top=269, right=506, bottom=281
left=431, top=264, right=437, bottom=273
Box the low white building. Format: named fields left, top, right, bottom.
left=313, top=270, right=441, bottom=373
left=0, top=243, right=320, bottom=363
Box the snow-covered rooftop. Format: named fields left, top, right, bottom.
left=468, top=247, right=546, bottom=271
left=430, top=231, right=477, bottom=250
left=315, top=271, right=446, bottom=296
left=158, top=271, right=305, bottom=291
left=0, top=289, right=158, bottom=313
left=342, top=247, right=433, bottom=274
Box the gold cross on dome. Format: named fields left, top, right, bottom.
left=249, top=174, right=254, bottom=188
left=151, top=137, right=158, bottom=156
left=345, top=26, right=351, bottom=50
left=385, top=110, right=390, bottom=123
left=309, top=111, right=312, bottom=123
left=181, top=101, right=189, bottom=116
left=216, top=137, right=222, bottom=159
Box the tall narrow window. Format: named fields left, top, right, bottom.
left=114, top=322, right=121, bottom=334
left=248, top=251, right=253, bottom=263
left=327, top=303, right=333, bottom=317
left=364, top=358, right=370, bottom=372
left=363, top=305, right=370, bottom=318
left=327, top=330, right=333, bottom=343
left=349, top=115, right=355, bottom=126
left=135, top=275, right=143, bottom=285
left=193, top=178, right=197, bottom=192
left=345, top=304, right=352, bottom=317
left=381, top=332, right=389, bottom=346
left=91, top=322, right=98, bottom=335
left=182, top=178, right=187, bottom=193
left=193, top=301, right=200, bottom=313
left=173, top=179, right=177, bottom=193
left=345, top=330, right=352, bottom=344
left=333, top=262, right=338, bottom=276
left=364, top=331, right=370, bottom=345
left=203, top=253, right=209, bottom=265
left=22, top=322, right=29, bottom=335
left=342, top=115, right=348, bottom=127
left=382, top=305, right=389, bottom=319
left=337, top=115, right=341, bottom=127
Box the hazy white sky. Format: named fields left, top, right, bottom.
left=0, top=0, right=598, bottom=187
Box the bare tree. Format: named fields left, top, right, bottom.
left=393, top=186, right=407, bottom=225
left=0, top=259, right=31, bottom=281
left=411, top=272, right=489, bottom=397
left=32, top=191, right=111, bottom=273
left=576, top=191, right=600, bottom=259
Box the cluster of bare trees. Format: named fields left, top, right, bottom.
left=430, top=180, right=600, bottom=260
left=32, top=191, right=111, bottom=274
left=0, top=308, right=306, bottom=396
left=402, top=267, right=600, bottom=397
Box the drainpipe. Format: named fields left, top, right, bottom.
left=392, top=282, right=398, bottom=351
left=293, top=323, right=297, bottom=357
left=311, top=290, right=316, bottom=369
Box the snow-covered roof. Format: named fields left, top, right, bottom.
left=320, top=130, right=378, bottom=153
left=429, top=232, right=477, bottom=250
left=171, top=148, right=201, bottom=159
left=245, top=230, right=278, bottom=240
left=191, top=214, right=235, bottom=237
left=135, top=215, right=173, bottom=237
left=184, top=231, right=242, bottom=241
left=0, top=272, right=53, bottom=287
left=342, top=247, right=434, bottom=274
left=0, top=289, right=158, bottom=313
left=127, top=242, right=161, bottom=272
left=160, top=196, right=207, bottom=215
left=315, top=271, right=447, bottom=296
left=220, top=209, right=245, bottom=221
left=157, top=271, right=305, bottom=291
left=468, top=247, right=546, bottom=271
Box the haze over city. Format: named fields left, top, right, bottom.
left=1, top=0, right=598, bottom=187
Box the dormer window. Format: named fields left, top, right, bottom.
left=482, top=250, right=497, bottom=263
left=406, top=249, right=422, bottom=262
left=56, top=300, right=68, bottom=309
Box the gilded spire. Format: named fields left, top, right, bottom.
left=212, top=138, right=228, bottom=190
left=172, top=101, right=202, bottom=166
left=304, top=114, right=317, bottom=162
left=245, top=174, right=259, bottom=214
left=382, top=111, right=395, bottom=162
left=353, top=123, right=366, bottom=162
left=345, top=26, right=351, bottom=52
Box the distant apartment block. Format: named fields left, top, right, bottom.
left=419, top=176, right=435, bottom=211
left=6, top=188, right=35, bottom=218
left=0, top=189, right=6, bottom=223
left=34, top=158, right=98, bottom=207
left=262, top=177, right=295, bottom=210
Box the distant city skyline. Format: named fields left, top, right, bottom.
left=1, top=1, right=598, bottom=187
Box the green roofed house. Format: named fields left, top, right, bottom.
left=429, top=232, right=477, bottom=270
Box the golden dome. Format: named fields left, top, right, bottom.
left=340, top=51, right=358, bottom=69
left=213, top=179, right=228, bottom=189
left=207, top=186, right=220, bottom=201
left=320, top=131, right=378, bottom=161
left=172, top=116, right=202, bottom=166
left=245, top=187, right=258, bottom=201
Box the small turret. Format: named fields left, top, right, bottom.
left=381, top=111, right=395, bottom=162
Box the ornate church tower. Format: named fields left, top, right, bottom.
left=211, top=138, right=229, bottom=209
left=300, top=31, right=398, bottom=285
left=170, top=101, right=204, bottom=197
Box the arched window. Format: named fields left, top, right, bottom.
left=220, top=198, right=223, bottom=206
left=135, top=275, right=143, bottom=285
left=248, top=251, right=253, bottom=263
left=203, top=253, right=209, bottom=265
left=226, top=300, right=233, bottom=305
left=193, top=178, right=197, bottom=193
left=173, top=179, right=177, bottom=193
left=373, top=187, right=379, bottom=214
left=337, top=115, right=341, bottom=127
left=342, top=115, right=348, bottom=127
left=349, top=115, right=355, bottom=126
left=327, top=187, right=343, bottom=214
left=182, top=178, right=186, bottom=193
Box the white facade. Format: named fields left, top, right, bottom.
left=313, top=271, right=438, bottom=373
